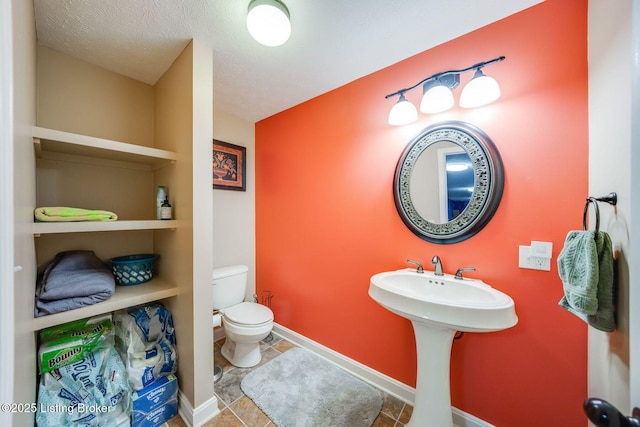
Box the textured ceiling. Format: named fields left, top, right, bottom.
left=33, top=0, right=543, bottom=123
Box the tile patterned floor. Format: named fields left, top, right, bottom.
left=165, top=333, right=414, bottom=427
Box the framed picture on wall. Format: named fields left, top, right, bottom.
left=213, top=140, right=246, bottom=191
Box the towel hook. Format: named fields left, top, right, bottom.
left=583, top=192, right=617, bottom=233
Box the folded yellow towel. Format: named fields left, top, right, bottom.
left=34, top=207, right=118, bottom=222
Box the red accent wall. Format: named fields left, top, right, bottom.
left=256, top=1, right=588, bottom=425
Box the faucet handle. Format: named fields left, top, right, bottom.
left=454, top=267, right=476, bottom=279
left=407, top=259, right=424, bottom=273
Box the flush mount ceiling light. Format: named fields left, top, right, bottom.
left=385, top=56, right=505, bottom=126
left=246, top=0, right=291, bottom=47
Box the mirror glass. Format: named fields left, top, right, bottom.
left=410, top=142, right=475, bottom=223
left=394, top=121, right=504, bottom=244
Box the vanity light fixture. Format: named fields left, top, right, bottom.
left=388, top=94, right=418, bottom=126
left=246, top=0, right=291, bottom=47
left=385, top=56, right=505, bottom=125
left=419, top=74, right=459, bottom=114
left=459, top=68, right=501, bottom=108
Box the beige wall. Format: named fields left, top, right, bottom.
left=153, top=41, right=198, bottom=406
left=37, top=46, right=154, bottom=146
left=35, top=47, right=156, bottom=263
left=155, top=39, right=215, bottom=410
left=189, top=39, right=215, bottom=411
left=588, top=0, right=633, bottom=417
left=212, top=108, right=256, bottom=301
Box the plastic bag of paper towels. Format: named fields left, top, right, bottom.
left=114, top=303, right=177, bottom=390
left=36, top=346, right=130, bottom=427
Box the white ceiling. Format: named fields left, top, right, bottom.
left=33, top=0, right=543, bottom=123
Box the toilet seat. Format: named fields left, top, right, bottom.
left=222, top=302, right=273, bottom=327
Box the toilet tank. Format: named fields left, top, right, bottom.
left=212, top=265, right=248, bottom=310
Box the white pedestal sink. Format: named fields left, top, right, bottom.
left=369, top=268, right=518, bottom=427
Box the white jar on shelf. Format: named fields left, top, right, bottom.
left=156, top=186, right=167, bottom=220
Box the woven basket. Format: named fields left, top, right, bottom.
left=108, top=254, right=159, bottom=286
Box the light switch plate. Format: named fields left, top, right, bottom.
left=530, top=241, right=553, bottom=258
left=519, top=245, right=551, bottom=271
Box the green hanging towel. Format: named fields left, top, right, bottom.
left=557, top=230, right=615, bottom=332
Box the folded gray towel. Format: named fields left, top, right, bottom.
left=35, top=250, right=115, bottom=317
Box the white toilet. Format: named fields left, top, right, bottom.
left=212, top=265, right=274, bottom=368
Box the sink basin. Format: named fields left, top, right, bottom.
left=369, top=268, right=517, bottom=332
left=369, top=268, right=518, bottom=427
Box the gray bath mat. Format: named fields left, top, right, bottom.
left=240, top=347, right=383, bottom=427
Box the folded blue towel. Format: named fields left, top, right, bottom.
left=35, top=251, right=115, bottom=317
left=557, top=230, right=615, bottom=332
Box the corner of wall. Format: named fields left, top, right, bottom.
left=212, top=109, right=256, bottom=301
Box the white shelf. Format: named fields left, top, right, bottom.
left=33, top=220, right=178, bottom=235
left=33, top=126, right=177, bottom=168
left=32, top=278, right=179, bottom=331
left=31, top=127, right=181, bottom=332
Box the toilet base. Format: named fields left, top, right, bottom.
left=221, top=339, right=262, bottom=368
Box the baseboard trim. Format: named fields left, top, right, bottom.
left=272, top=323, right=494, bottom=427
left=452, top=406, right=496, bottom=427
left=177, top=391, right=220, bottom=427
left=272, top=323, right=415, bottom=403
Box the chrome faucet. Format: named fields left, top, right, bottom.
left=454, top=267, right=476, bottom=279
left=407, top=259, right=424, bottom=273
left=431, top=255, right=444, bottom=276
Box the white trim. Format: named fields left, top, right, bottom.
left=0, top=1, right=15, bottom=426
left=273, top=323, right=415, bottom=403
left=33, top=219, right=178, bottom=235
left=452, top=407, right=496, bottom=427
left=630, top=0, right=640, bottom=409
left=437, top=145, right=466, bottom=223
left=32, top=126, right=177, bottom=164
left=272, top=323, right=494, bottom=427
left=176, top=391, right=220, bottom=427
left=32, top=279, right=179, bottom=330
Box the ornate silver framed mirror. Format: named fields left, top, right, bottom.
left=393, top=120, right=504, bottom=244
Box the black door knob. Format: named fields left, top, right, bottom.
left=584, top=398, right=640, bottom=427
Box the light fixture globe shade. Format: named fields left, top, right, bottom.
left=420, top=85, right=455, bottom=114
left=388, top=95, right=418, bottom=126
left=459, top=69, right=501, bottom=108
left=247, top=0, right=291, bottom=47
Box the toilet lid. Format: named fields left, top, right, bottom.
left=223, top=302, right=273, bottom=326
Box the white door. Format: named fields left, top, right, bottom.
left=630, top=0, right=640, bottom=411
left=0, top=0, right=16, bottom=422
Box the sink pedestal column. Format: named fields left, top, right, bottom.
left=406, top=322, right=456, bottom=427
